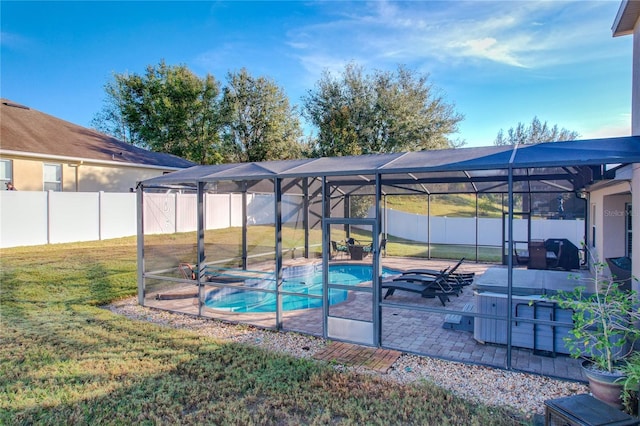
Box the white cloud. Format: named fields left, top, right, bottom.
left=0, top=31, right=30, bottom=49
left=286, top=0, right=621, bottom=73
left=581, top=113, right=632, bottom=139
left=449, top=37, right=526, bottom=68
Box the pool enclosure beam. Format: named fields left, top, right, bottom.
left=197, top=181, right=206, bottom=317
left=321, top=177, right=329, bottom=339
left=275, top=178, right=283, bottom=329
left=136, top=185, right=144, bottom=305
left=373, top=173, right=383, bottom=347
left=303, top=177, right=310, bottom=258
left=242, top=183, right=248, bottom=270
left=506, top=150, right=517, bottom=370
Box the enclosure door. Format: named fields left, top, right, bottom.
left=323, top=218, right=379, bottom=346
left=502, top=211, right=531, bottom=265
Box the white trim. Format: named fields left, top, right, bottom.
left=0, top=149, right=187, bottom=171
left=612, top=0, right=640, bottom=37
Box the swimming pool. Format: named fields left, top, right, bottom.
left=204, top=264, right=399, bottom=313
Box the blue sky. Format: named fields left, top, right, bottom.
left=1, top=1, right=633, bottom=147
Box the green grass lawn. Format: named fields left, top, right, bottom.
left=1, top=236, right=524, bottom=425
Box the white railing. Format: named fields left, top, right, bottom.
left=0, top=191, right=584, bottom=249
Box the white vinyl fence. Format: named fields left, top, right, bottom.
left=381, top=209, right=585, bottom=248
left=0, top=191, right=306, bottom=248
left=0, top=191, right=585, bottom=249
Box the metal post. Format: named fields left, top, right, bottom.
left=383, top=194, right=388, bottom=245
left=136, top=185, right=145, bottom=305
left=322, top=177, right=329, bottom=339
left=303, top=178, right=309, bottom=258
left=475, top=193, right=479, bottom=262
left=197, top=182, right=205, bottom=317
left=242, top=183, right=248, bottom=269
left=274, top=178, right=283, bottom=329
left=344, top=194, right=350, bottom=237
left=506, top=144, right=519, bottom=370
left=374, top=174, right=382, bottom=346
left=427, top=194, right=431, bottom=259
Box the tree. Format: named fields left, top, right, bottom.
left=92, top=60, right=225, bottom=165
left=221, top=68, right=304, bottom=163
left=91, top=77, right=135, bottom=145
left=303, top=63, right=464, bottom=157
left=494, top=116, right=579, bottom=145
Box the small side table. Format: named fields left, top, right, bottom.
left=545, top=394, right=640, bottom=426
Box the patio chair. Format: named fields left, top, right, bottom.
left=528, top=241, right=547, bottom=270
left=331, top=240, right=349, bottom=259
left=179, top=262, right=197, bottom=280
left=363, top=238, right=387, bottom=257
left=606, top=257, right=632, bottom=291
left=546, top=241, right=563, bottom=269
left=514, top=246, right=529, bottom=265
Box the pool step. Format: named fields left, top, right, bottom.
left=442, top=303, right=475, bottom=332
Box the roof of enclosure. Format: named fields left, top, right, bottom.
left=139, top=136, right=640, bottom=195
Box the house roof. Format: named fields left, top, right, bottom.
left=613, top=0, right=640, bottom=36
left=0, top=99, right=195, bottom=169
left=140, top=136, right=640, bottom=196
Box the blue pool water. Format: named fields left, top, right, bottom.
left=204, top=264, right=399, bottom=313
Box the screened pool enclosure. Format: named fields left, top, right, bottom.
left=137, top=136, right=640, bottom=379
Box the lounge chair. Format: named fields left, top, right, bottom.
left=403, top=257, right=465, bottom=278
left=402, top=258, right=473, bottom=291
left=178, top=263, right=245, bottom=284
left=382, top=270, right=456, bottom=306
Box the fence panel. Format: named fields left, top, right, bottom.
left=49, top=192, right=100, bottom=244
left=101, top=192, right=137, bottom=239
left=0, top=191, right=48, bottom=247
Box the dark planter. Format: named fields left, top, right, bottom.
left=582, top=360, right=626, bottom=410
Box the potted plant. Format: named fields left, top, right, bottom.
left=549, top=261, right=640, bottom=410
left=619, top=352, right=640, bottom=416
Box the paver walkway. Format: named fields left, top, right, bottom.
left=313, top=341, right=401, bottom=373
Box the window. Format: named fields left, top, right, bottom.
left=43, top=163, right=62, bottom=191
left=0, top=159, right=12, bottom=189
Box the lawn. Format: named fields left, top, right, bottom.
left=1, top=236, right=525, bottom=425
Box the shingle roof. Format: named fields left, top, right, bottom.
left=0, top=99, right=195, bottom=169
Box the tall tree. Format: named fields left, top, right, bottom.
left=221, top=68, right=304, bottom=163
left=92, top=61, right=225, bottom=165
left=494, top=116, right=580, bottom=145
left=91, top=76, right=135, bottom=145
left=303, top=63, right=464, bottom=157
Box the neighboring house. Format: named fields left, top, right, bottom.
left=0, top=99, right=195, bottom=192
left=588, top=0, right=640, bottom=289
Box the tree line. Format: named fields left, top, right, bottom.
left=92, top=60, right=578, bottom=165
